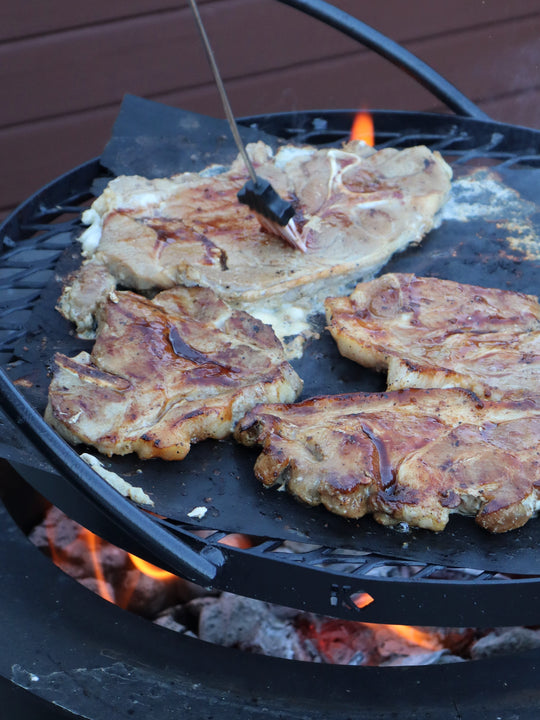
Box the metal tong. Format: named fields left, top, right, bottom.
left=187, top=0, right=305, bottom=251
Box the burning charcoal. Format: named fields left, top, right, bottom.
left=470, top=627, right=540, bottom=660
left=29, top=506, right=130, bottom=582
left=441, top=627, right=479, bottom=656
left=183, top=595, right=219, bottom=617
left=79, top=576, right=116, bottom=603
left=28, top=506, right=79, bottom=550
left=197, top=592, right=310, bottom=661
left=30, top=505, right=204, bottom=619
left=120, top=569, right=188, bottom=618
left=154, top=610, right=188, bottom=634
left=297, top=616, right=370, bottom=665
left=175, top=596, right=219, bottom=635
left=297, top=615, right=445, bottom=666
left=96, top=543, right=130, bottom=576
left=30, top=502, right=540, bottom=669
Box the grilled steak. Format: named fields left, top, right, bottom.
left=46, top=286, right=302, bottom=460
left=234, top=388, right=540, bottom=533
left=57, top=258, right=117, bottom=338
left=325, top=273, right=540, bottom=400
left=61, top=141, right=451, bottom=337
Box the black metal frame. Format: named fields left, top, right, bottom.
left=3, top=469, right=540, bottom=720
left=275, top=0, right=491, bottom=120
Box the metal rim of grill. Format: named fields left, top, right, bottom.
left=3, top=475, right=540, bottom=720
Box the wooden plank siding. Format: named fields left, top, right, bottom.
left=2, top=0, right=540, bottom=218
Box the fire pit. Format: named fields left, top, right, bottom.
left=2, top=463, right=540, bottom=718
left=26, top=491, right=540, bottom=668
left=2, top=1, right=540, bottom=716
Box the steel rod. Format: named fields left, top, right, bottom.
left=187, top=0, right=258, bottom=183
left=275, top=0, right=491, bottom=121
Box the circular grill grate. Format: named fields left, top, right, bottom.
left=2, top=110, right=540, bottom=626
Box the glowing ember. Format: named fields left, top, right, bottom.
left=32, top=505, right=490, bottom=666
left=350, top=111, right=375, bottom=146
left=218, top=533, right=254, bottom=549
left=299, top=617, right=444, bottom=666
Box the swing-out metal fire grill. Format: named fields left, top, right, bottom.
left=2, top=1, right=540, bottom=716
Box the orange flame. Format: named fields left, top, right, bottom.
left=85, top=528, right=115, bottom=603
left=128, top=553, right=176, bottom=581
left=44, top=511, right=445, bottom=662
left=388, top=624, right=440, bottom=649
left=46, top=515, right=115, bottom=604
left=366, top=622, right=441, bottom=650
left=350, top=111, right=375, bottom=146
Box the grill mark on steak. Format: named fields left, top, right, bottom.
left=359, top=422, right=394, bottom=490
left=139, top=216, right=228, bottom=269
left=45, top=286, right=302, bottom=461
left=169, top=326, right=213, bottom=365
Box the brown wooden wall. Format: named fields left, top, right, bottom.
left=2, top=0, right=540, bottom=219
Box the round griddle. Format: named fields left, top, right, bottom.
left=2, top=2, right=540, bottom=625
left=3, top=104, right=540, bottom=581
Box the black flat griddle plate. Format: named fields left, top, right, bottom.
left=99, top=94, right=282, bottom=179
left=9, top=98, right=540, bottom=574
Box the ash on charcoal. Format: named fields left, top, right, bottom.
left=153, top=610, right=189, bottom=634
left=346, top=651, right=365, bottom=666
left=470, top=627, right=540, bottom=659
left=381, top=649, right=465, bottom=666
left=193, top=593, right=315, bottom=661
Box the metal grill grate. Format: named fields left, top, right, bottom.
left=2, top=112, right=540, bottom=626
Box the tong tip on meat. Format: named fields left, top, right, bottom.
left=256, top=214, right=307, bottom=252
left=238, top=176, right=306, bottom=252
